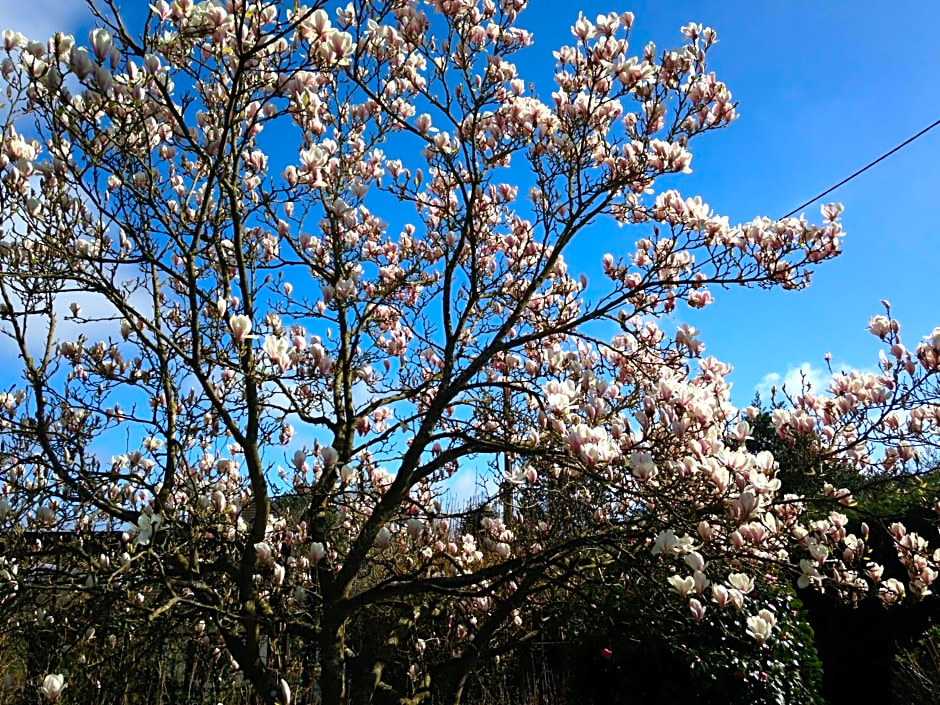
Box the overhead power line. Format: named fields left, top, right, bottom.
left=782, top=116, right=940, bottom=219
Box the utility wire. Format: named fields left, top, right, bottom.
left=782, top=116, right=940, bottom=218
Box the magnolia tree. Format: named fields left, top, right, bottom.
left=1, top=1, right=939, bottom=703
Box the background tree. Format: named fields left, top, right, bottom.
left=745, top=385, right=940, bottom=705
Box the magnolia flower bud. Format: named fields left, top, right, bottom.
left=407, top=518, right=424, bottom=539
left=376, top=527, right=392, bottom=548
left=320, top=446, right=339, bottom=467
left=684, top=551, right=705, bottom=573
left=89, top=28, right=113, bottom=61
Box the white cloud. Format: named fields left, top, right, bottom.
left=447, top=468, right=480, bottom=506
left=0, top=263, right=155, bottom=362
left=755, top=361, right=830, bottom=400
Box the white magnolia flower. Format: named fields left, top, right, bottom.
left=263, top=334, right=292, bottom=372
left=758, top=608, right=777, bottom=629
left=228, top=314, right=257, bottom=343
left=746, top=614, right=772, bottom=645
left=727, top=572, right=754, bottom=594
left=254, top=542, right=274, bottom=564
left=629, top=450, right=658, bottom=481
left=310, top=542, right=326, bottom=563
left=651, top=529, right=679, bottom=556
left=40, top=673, right=66, bottom=701
left=667, top=574, right=695, bottom=599
left=797, top=558, right=822, bottom=589
left=133, top=513, right=162, bottom=545
left=339, top=464, right=357, bottom=485
left=684, top=550, right=705, bottom=573
left=501, top=464, right=527, bottom=487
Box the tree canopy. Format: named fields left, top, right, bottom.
left=1, top=2, right=939, bottom=704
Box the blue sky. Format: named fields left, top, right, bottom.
left=519, top=0, right=940, bottom=404
left=2, top=0, right=938, bottom=408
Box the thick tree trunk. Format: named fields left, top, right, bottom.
left=221, top=629, right=279, bottom=705
left=349, top=612, right=415, bottom=704
left=433, top=654, right=476, bottom=705
left=350, top=659, right=386, bottom=705
left=320, top=615, right=348, bottom=705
